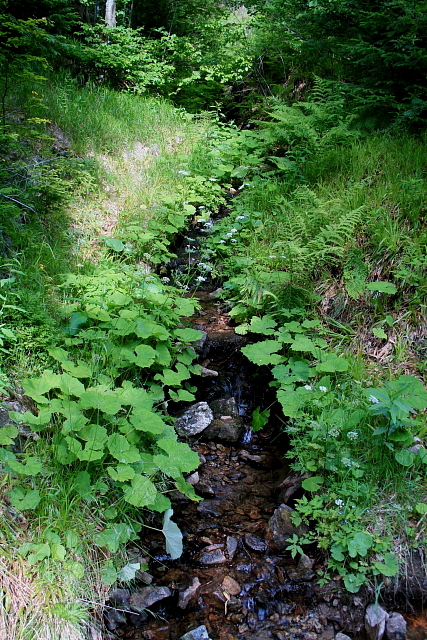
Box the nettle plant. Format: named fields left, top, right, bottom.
left=2, top=263, right=203, bottom=567
left=240, top=313, right=427, bottom=592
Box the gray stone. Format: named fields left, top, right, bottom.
left=297, top=554, right=314, bottom=571
left=0, top=407, right=14, bottom=427
left=202, top=418, right=244, bottom=443
left=180, top=625, right=212, bottom=640
left=385, top=612, right=407, bottom=640
left=108, top=588, right=130, bottom=609
left=129, top=586, right=172, bottom=614
left=244, top=534, right=267, bottom=553
left=335, top=633, right=352, bottom=640
left=200, top=367, right=218, bottom=377
left=193, top=331, right=207, bottom=351
left=178, top=577, right=201, bottom=609
left=209, top=397, right=240, bottom=419
left=175, top=402, right=213, bottom=436
left=104, top=608, right=126, bottom=631
left=198, top=547, right=227, bottom=565
left=226, top=536, right=238, bottom=559
left=186, top=471, right=200, bottom=485
left=365, top=604, right=389, bottom=640
left=197, top=499, right=222, bottom=517
left=267, top=504, right=309, bottom=551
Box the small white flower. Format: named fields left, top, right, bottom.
left=226, top=233, right=233, bottom=237
left=335, top=499, right=344, bottom=507
left=209, top=178, right=217, bottom=181
left=347, top=431, right=359, bottom=440
left=341, top=457, right=352, bottom=467
left=199, top=206, right=206, bottom=209
left=219, top=240, right=226, bottom=244
left=319, top=386, right=327, bottom=392
left=269, top=255, right=277, bottom=259
left=368, top=394, right=379, bottom=403
left=161, top=277, right=170, bottom=283
left=231, top=239, right=237, bottom=242
left=178, top=170, right=189, bottom=175
left=230, top=228, right=238, bottom=233
left=304, top=384, right=313, bottom=390
left=196, top=276, right=207, bottom=282
left=236, top=215, right=247, bottom=220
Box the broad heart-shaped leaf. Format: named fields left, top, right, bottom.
left=110, top=317, right=136, bottom=336
left=157, top=438, right=200, bottom=473
left=7, top=487, right=41, bottom=511
left=66, top=312, right=88, bottom=336
left=79, top=386, right=122, bottom=414
left=174, top=328, right=203, bottom=342
left=366, top=281, right=397, bottom=294
left=395, top=448, right=415, bottom=467
left=373, top=553, right=398, bottom=577
left=59, top=373, right=85, bottom=397
left=85, top=304, right=111, bottom=322
left=8, top=457, right=42, bottom=476
left=241, top=340, right=284, bottom=366
left=0, top=424, right=18, bottom=445
left=277, top=388, right=308, bottom=418
left=290, top=335, right=316, bottom=353
left=155, top=343, right=172, bottom=366
left=173, top=297, right=197, bottom=316
left=107, top=464, right=135, bottom=482
left=94, top=523, right=138, bottom=553
left=22, top=371, right=61, bottom=403
left=150, top=493, right=172, bottom=513
left=109, top=291, right=134, bottom=307
left=123, top=474, right=157, bottom=507
left=162, top=509, right=183, bottom=560
left=153, top=454, right=181, bottom=479
left=105, top=237, right=125, bottom=252
left=117, top=562, right=140, bottom=582
left=301, top=476, right=324, bottom=492
left=247, top=315, right=277, bottom=335
left=61, top=361, right=93, bottom=379
left=316, top=354, right=349, bottom=373
left=135, top=319, right=170, bottom=341
left=347, top=532, right=372, bottom=558
left=415, top=502, right=427, bottom=515
left=107, top=433, right=140, bottom=463
left=169, top=389, right=196, bottom=402
left=134, top=344, right=157, bottom=368
left=130, top=408, right=167, bottom=435
left=48, top=347, right=70, bottom=363
left=156, top=363, right=191, bottom=387
left=116, top=382, right=153, bottom=409
left=343, top=573, right=366, bottom=594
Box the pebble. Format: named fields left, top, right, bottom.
left=179, top=577, right=201, bottom=609
left=244, top=533, right=267, bottom=553
left=180, top=625, right=212, bottom=640
left=221, top=576, right=241, bottom=596
left=226, top=536, right=238, bottom=559
left=129, top=586, right=172, bottom=614
left=198, top=548, right=227, bottom=565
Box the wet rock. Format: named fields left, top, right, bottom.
left=197, top=499, right=222, bottom=517
left=238, top=450, right=279, bottom=468
left=104, top=608, right=127, bottom=631
left=385, top=612, right=406, bottom=640
left=209, top=398, right=240, bottom=419
left=335, top=634, right=352, bottom=640
left=267, top=504, right=309, bottom=551
left=129, top=586, right=172, bottom=614
left=180, top=625, right=212, bottom=640
left=202, top=418, right=244, bottom=443
left=175, top=402, right=213, bottom=436
left=198, top=547, right=227, bottom=565
left=193, top=331, right=208, bottom=351
left=365, top=604, right=389, bottom=640
left=226, top=536, right=238, bottom=559
left=195, top=482, right=216, bottom=497
left=179, top=577, right=201, bottom=609
left=201, top=367, right=218, bottom=377
left=186, top=471, right=200, bottom=485
left=297, top=554, right=314, bottom=571
left=244, top=534, right=267, bottom=553
left=108, top=588, right=131, bottom=609
left=221, top=576, right=241, bottom=596
left=129, top=612, right=149, bottom=628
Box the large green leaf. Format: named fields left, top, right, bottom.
left=316, top=354, right=349, bottom=373
left=107, top=464, right=135, bottom=482
left=107, top=433, right=140, bottom=463
left=162, top=509, right=183, bottom=559
left=79, top=386, right=122, bottom=414
left=174, top=328, right=203, bottom=342
left=374, top=553, right=398, bottom=577
left=8, top=457, right=42, bottom=476
left=241, top=340, right=283, bottom=366
left=8, top=488, right=41, bottom=511
left=123, top=474, right=157, bottom=507
left=347, top=532, right=372, bottom=558
left=156, top=363, right=191, bottom=386
left=134, top=344, right=157, bottom=368
left=0, top=424, right=18, bottom=445
left=157, top=438, right=200, bottom=472
left=366, top=281, right=397, bottom=294
left=130, top=408, right=167, bottom=434
left=22, top=371, right=61, bottom=403
left=59, top=373, right=85, bottom=397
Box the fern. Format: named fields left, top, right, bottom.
left=343, top=248, right=369, bottom=299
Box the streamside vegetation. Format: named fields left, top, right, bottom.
left=1, top=0, right=427, bottom=636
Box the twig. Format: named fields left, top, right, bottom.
left=0, top=193, right=37, bottom=213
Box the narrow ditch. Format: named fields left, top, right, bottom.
left=102, top=216, right=424, bottom=640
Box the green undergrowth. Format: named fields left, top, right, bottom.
left=0, top=73, right=222, bottom=636
left=191, top=94, right=427, bottom=595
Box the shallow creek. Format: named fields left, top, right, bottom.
left=101, top=229, right=426, bottom=640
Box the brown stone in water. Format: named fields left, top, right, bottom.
left=221, top=576, right=241, bottom=596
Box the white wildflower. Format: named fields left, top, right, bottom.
left=335, top=499, right=344, bottom=507
left=230, top=228, right=238, bottom=233
left=226, top=233, right=233, bottom=237
left=341, top=457, right=352, bottom=467
left=269, top=255, right=277, bottom=259
left=209, top=178, right=217, bottom=181
left=196, top=276, right=207, bottom=282
left=304, top=384, right=313, bottom=390
left=178, top=170, right=189, bottom=175
left=368, top=394, right=379, bottom=403
left=236, top=215, right=247, bottom=221
left=319, top=386, right=327, bottom=392
left=161, top=277, right=170, bottom=283
left=231, top=239, right=237, bottom=242
left=219, top=240, right=226, bottom=244
left=347, top=431, right=359, bottom=441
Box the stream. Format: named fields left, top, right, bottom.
left=100, top=221, right=426, bottom=640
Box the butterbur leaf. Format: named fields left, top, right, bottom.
left=174, top=328, right=203, bottom=342
left=169, top=389, right=196, bottom=402
left=395, top=449, right=414, bottom=467
left=8, top=457, right=42, bottom=476
left=94, top=523, right=137, bottom=553
left=301, top=476, right=324, bottom=492
left=291, top=335, right=316, bottom=352
left=151, top=493, right=172, bottom=512
left=415, top=503, right=427, bottom=514
left=22, top=371, right=61, bottom=402
left=59, top=373, right=85, bottom=397
left=8, top=487, right=41, bottom=511
left=241, top=340, right=283, bottom=366
left=66, top=312, right=88, bottom=336
left=80, top=387, right=122, bottom=414
left=130, top=408, right=167, bottom=434
left=157, top=438, right=200, bottom=472
left=343, top=573, right=365, bottom=593
left=101, top=560, right=118, bottom=585
left=117, top=562, right=140, bottom=582
left=134, top=344, right=157, bottom=368
left=123, top=474, right=157, bottom=507
left=252, top=406, right=270, bottom=432
left=162, top=509, right=183, bottom=559
left=105, top=238, right=125, bottom=252
left=107, top=465, right=135, bottom=482
left=0, top=424, right=18, bottom=445
left=248, top=315, right=277, bottom=335
left=316, top=354, right=349, bottom=373
left=374, top=553, right=398, bottom=577
left=157, top=364, right=191, bottom=386
left=51, top=543, right=66, bottom=562
left=347, top=532, right=372, bottom=558
left=366, top=281, right=397, bottom=294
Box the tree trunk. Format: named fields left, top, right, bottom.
left=105, top=0, right=116, bottom=27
